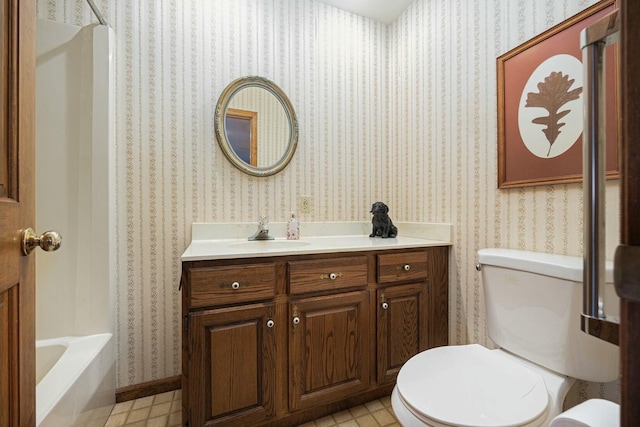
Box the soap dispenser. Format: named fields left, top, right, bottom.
left=287, top=212, right=300, bottom=240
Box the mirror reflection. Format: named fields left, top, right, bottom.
left=226, top=87, right=290, bottom=167
left=215, top=76, right=298, bottom=177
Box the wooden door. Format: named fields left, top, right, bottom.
left=289, top=291, right=369, bottom=411
left=618, top=1, right=640, bottom=425
left=0, top=1, right=36, bottom=426
left=188, top=302, right=277, bottom=427
left=376, top=283, right=427, bottom=384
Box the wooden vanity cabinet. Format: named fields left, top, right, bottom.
left=287, top=255, right=370, bottom=411
left=181, top=261, right=281, bottom=427
left=181, top=246, right=448, bottom=427
left=375, top=247, right=449, bottom=384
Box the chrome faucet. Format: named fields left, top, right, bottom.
left=248, top=215, right=275, bottom=241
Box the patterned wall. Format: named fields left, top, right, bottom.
left=37, top=0, right=620, bottom=402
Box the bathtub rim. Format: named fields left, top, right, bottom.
left=36, top=333, right=113, bottom=426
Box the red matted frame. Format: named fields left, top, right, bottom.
left=497, top=0, right=619, bottom=189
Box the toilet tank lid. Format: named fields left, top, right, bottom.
left=478, top=248, right=613, bottom=283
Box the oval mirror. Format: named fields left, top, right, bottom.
left=214, top=76, right=298, bottom=177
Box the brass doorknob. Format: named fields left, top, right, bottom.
left=22, top=228, right=62, bottom=256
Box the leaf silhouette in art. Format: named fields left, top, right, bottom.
left=525, top=71, right=583, bottom=156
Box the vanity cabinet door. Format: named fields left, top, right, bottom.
left=289, top=291, right=370, bottom=411
left=188, top=302, right=276, bottom=427
left=376, top=283, right=428, bottom=384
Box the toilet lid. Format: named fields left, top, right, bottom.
left=396, top=344, right=549, bottom=427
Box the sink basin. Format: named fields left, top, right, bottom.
left=228, top=240, right=311, bottom=250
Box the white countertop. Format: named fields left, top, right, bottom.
left=181, top=221, right=452, bottom=261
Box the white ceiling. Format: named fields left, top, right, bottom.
left=314, top=0, right=414, bottom=25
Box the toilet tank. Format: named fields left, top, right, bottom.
left=478, top=248, right=619, bottom=383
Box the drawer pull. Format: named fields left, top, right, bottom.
left=404, top=264, right=411, bottom=271
left=266, top=319, right=275, bottom=328
left=320, top=272, right=343, bottom=280
left=292, top=316, right=300, bottom=325
left=381, top=302, right=389, bottom=310
left=231, top=281, right=240, bottom=289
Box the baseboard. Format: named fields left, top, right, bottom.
left=115, top=375, right=181, bottom=403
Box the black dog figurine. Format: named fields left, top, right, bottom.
left=369, top=202, right=398, bottom=238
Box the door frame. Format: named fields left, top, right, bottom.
left=619, top=1, right=640, bottom=425
left=0, top=0, right=37, bottom=425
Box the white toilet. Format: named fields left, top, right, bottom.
left=392, top=248, right=620, bottom=427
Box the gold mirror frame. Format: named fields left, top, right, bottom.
left=214, top=76, right=299, bottom=177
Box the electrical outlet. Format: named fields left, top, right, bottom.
left=298, top=195, right=312, bottom=213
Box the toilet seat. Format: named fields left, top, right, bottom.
left=395, top=344, right=549, bottom=427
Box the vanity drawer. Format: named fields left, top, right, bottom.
left=288, top=256, right=368, bottom=295
left=377, top=251, right=428, bottom=284
left=188, top=264, right=276, bottom=308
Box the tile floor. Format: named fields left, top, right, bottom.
left=103, top=390, right=182, bottom=427
left=297, top=395, right=400, bottom=427
left=101, top=390, right=400, bottom=427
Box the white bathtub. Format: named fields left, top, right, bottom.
left=35, top=17, right=116, bottom=427
left=36, top=334, right=115, bottom=427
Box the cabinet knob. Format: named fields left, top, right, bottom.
left=292, top=316, right=300, bottom=325
left=403, top=264, right=411, bottom=271
left=231, top=281, right=240, bottom=289
left=381, top=302, right=389, bottom=310
left=266, top=319, right=275, bottom=328
left=329, top=273, right=337, bottom=280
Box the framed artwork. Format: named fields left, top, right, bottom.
left=497, top=0, right=618, bottom=188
